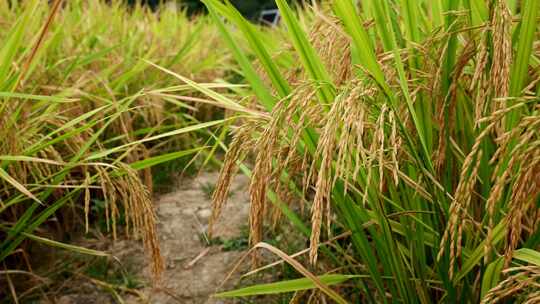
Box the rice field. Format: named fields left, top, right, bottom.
left=1, top=0, right=539, bottom=303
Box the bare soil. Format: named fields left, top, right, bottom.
left=53, top=172, right=250, bottom=304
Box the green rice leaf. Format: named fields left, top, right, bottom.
left=0, top=168, right=42, bottom=205
left=22, top=232, right=109, bottom=257
left=215, top=274, right=358, bottom=298
left=513, top=248, right=540, bottom=267
left=275, top=0, right=335, bottom=103
left=126, top=147, right=205, bottom=171
left=202, top=0, right=277, bottom=111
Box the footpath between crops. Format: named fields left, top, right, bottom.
left=55, top=172, right=250, bottom=304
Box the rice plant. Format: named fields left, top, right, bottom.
left=168, top=0, right=540, bottom=302
left=0, top=1, right=231, bottom=300
left=2, top=0, right=539, bottom=302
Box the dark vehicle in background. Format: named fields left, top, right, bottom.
left=128, top=0, right=300, bottom=24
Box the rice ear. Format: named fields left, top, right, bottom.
left=481, top=266, right=540, bottom=304
left=209, top=124, right=253, bottom=237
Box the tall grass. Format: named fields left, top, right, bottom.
left=172, top=0, right=540, bottom=302
left=0, top=1, right=232, bottom=300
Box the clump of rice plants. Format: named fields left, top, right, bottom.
left=0, top=0, right=231, bottom=301
left=176, top=0, right=540, bottom=302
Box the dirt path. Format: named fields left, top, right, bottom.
left=56, top=172, right=250, bottom=304
left=135, top=172, right=250, bottom=303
